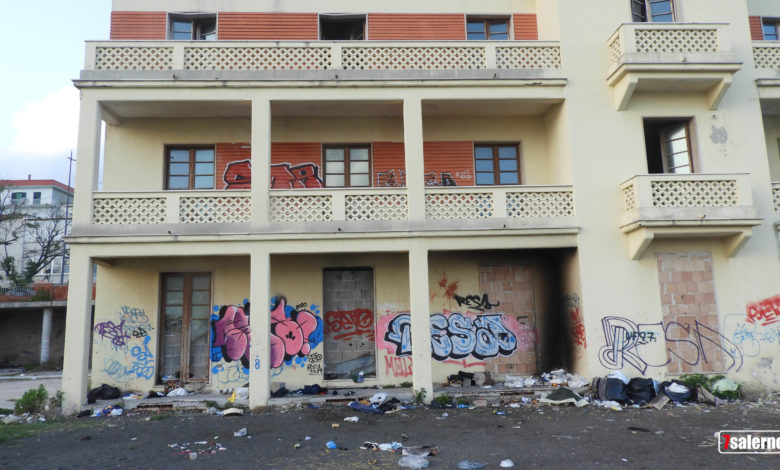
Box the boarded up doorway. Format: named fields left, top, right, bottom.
left=322, top=268, right=376, bottom=380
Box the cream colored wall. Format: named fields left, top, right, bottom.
left=543, top=103, right=573, bottom=185
left=113, top=0, right=537, bottom=14
left=272, top=117, right=403, bottom=142
left=425, top=116, right=553, bottom=184
left=103, top=118, right=250, bottom=191
left=747, top=0, right=780, bottom=16
left=763, top=115, right=780, bottom=180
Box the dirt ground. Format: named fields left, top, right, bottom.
left=1, top=400, right=778, bottom=469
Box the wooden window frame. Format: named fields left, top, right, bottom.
left=158, top=272, right=212, bottom=383
left=466, top=16, right=511, bottom=40
left=164, top=145, right=215, bottom=190
left=322, top=144, right=372, bottom=188
left=631, top=0, right=676, bottom=23
left=474, top=143, right=522, bottom=186
left=169, top=14, right=217, bottom=40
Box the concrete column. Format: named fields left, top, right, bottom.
left=251, top=98, right=272, bottom=230
left=403, top=97, right=426, bottom=223
left=71, top=94, right=102, bottom=231
left=61, top=248, right=94, bottom=415
left=249, top=247, right=271, bottom=409
left=40, top=307, right=53, bottom=363
left=408, top=241, right=433, bottom=403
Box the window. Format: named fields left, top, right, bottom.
left=474, top=144, right=521, bottom=185
left=631, top=0, right=675, bottom=23
left=170, top=15, right=216, bottom=40
left=11, top=192, right=26, bottom=204
left=159, top=273, right=212, bottom=382
left=320, top=14, right=365, bottom=40
left=323, top=145, right=371, bottom=187
left=467, top=17, right=509, bottom=40
left=643, top=119, right=693, bottom=174
left=32, top=192, right=41, bottom=204
left=763, top=20, right=780, bottom=40
left=165, top=146, right=215, bottom=190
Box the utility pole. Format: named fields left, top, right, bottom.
left=60, top=152, right=75, bottom=285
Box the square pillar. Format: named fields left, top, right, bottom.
left=408, top=241, right=433, bottom=403
left=249, top=248, right=271, bottom=409
left=251, top=98, right=271, bottom=229
left=403, top=97, right=426, bottom=223
left=61, top=248, right=94, bottom=415
left=71, top=94, right=102, bottom=230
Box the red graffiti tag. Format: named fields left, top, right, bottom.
left=223, top=159, right=251, bottom=189
left=437, top=273, right=459, bottom=301
left=385, top=355, right=413, bottom=377
left=442, top=359, right=487, bottom=369
left=325, top=309, right=375, bottom=342
left=746, top=295, right=780, bottom=327
left=270, top=162, right=323, bottom=189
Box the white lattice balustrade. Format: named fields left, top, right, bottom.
left=506, top=191, right=575, bottom=218
left=345, top=194, right=408, bottom=221
left=773, top=184, right=780, bottom=214
left=634, top=29, right=719, bottom=54
left=753, top=47, right=780, bottom=70
left=425, top=193, right=493, bottom=219
left=622, top=184, right=638, bottom=212
left=650, top=180, right=738, bottom=207
left=179, top=196, right=251, bottom=223
left=608, top=35, right=624, bottom=66
left=95, top=47, right=174, bottom=70
left=270, top=195, right=332, bottom=222
left=342, top=46, right=485, bottom=70
left=185, top=47, right=331, bottom=71
left=496, top=46, right=562, bottom=69
left=93, top=197, right=166, bottom=224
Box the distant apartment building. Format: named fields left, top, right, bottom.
left=61, top=0, right=780, bottom=413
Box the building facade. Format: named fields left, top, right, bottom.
left=62, top=0, right=780, bottom=413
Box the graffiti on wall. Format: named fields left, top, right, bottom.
left=385, top=355, right=413, bottom=377
left=598, top=316, right=743, bottom=374
left=454, top=294, right=499, bottom=312
left=376, top=170, right=472, bottom=187
left=271, top=162, right=323, bottom=189
left=95, top=306, right=155, bottom=384
left=306, top=352, right=323, bottom=375
left=746, top=295, right=780, bottom=327
left=376, top=169, right=405, bottom=187
left=211, top=300, right=251, bottom=370
left=565, top=294, right=587, bottom=349
left=425, top=172, right=457, bottom=187
left=325, top=309, right=375, bottom=342
left=723, top=313, right=780, bottom=359
left=378, top=311, right=534, bottom=362
left=270, top=297, right=324, bottom=369
left=211, top=361, right=250, bottom=384
left=430, top=273, right=459, bottom=304
left=223, top=159, right=251, bottom=189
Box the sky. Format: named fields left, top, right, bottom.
left=0, top=1, right=111, bottom=186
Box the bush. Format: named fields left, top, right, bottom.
left=413, top=388, right=427, bottom=405
left=48, top=391, right=64, bottom=409
left=14, top=385, right=48, bottom=415
left=433, top=393, right=452, bottom=407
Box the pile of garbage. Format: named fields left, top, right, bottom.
left=504, top=369, right=589, bottom=389
left=348, top=392, right=402, bottom=414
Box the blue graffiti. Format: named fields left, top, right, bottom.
left=212, top=361, right=249, bottom=384
left=384, top=313, right=518, bottom=360
left=103, top=335, right=154, bottom=381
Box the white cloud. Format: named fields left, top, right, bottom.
left=10, top=86, right=80, bottom=157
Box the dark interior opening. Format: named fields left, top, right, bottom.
left=320, top=15, right=366, bottom=40
left=643, top=118, right=692, bottom=174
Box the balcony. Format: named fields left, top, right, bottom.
left=607, top=23, right=741, bottom=110
left=80, top=40, right=563, bottom=84
left=619, top=174, right=761, bottom=260
left=754, top=42, right=780, bottom=101
left=89, top=185, right=576, bottom=235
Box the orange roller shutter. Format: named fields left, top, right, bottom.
left=513, top=14, right=538, bottom=40
left=216, top=143, right=251, bottom=190
left=270, top=143, right=323, bottom=189
left=218, top=13, right=318, bottom=40
left=368, top=14, right=466, bottom=40
left=110, top=11, right=167, bottom=40
left=373, top=142, right=406, bottom=187
left=749, top=16, right=764, bottom=40
left=423, top=141, right=474, bottom=187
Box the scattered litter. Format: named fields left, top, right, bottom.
left=189, top=452, right=198, bottom=460
left=369, top=393, right=388, bottom=405
left=712, top=378, right=738, bottom=393
left=508, top=403, right=521, bottom=408
left=166, top=387, right=188, bottom=397
left=326, top=441, right=338, bottom=449
left=398, top=455, right=430, bottom=469
left=592, top=400, right=622, bottom=411
left=87, top=384, right=121, bottom=404
left=79, top=436, right=91, bottom=441
left=401, top=433, right=409, bottom=441
left=627, top=426, right=650, bottom=433
left=378, top=442, right=403, bottom=451
left=540, top=387, right=588, bottom=407
left=109, top=408, right=123, bottom=416
left=222, top=408, right=244, bottom=417
left=663, top=382, right=691, bottom=403
left=2, top=415, right=21, bottom=424
left=344, top=416, right=359, bottom=422
left=457, top=461, right=487, bottom=469
left=607, top=371, right=629, bottom=384
left=500, top=459, right=515, bottom=468
left=647, top=393, right=670, bottom=410
left=168, top=440, right=227, bottom=457
left=305, top=436, right=312, bottom=440
left=233, top=427, right=247, bottom=437
left=348, top=401, right=384, bottom=415
left=294, top=443, right=301, bottom=449
left=332, top=423, right=340, bottom=429
left=436, top=412, right=448, bottom=419
left=226, top=390, right=237, bottom=404
left=494, top=411, right=506, bottom=415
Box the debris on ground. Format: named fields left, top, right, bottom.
left=344, top=416, right=359, bottom=422
left=457, top=460, right=487, bottom=469
left=168, top=440, right=226, bottom=457
left=539, top=387, right=589, bottom=407
left=233, top=427, right=247, bottom=437
left=92, top=405, right=123, bottom=417
left=500, top=459, right=515, bottom=468
left=86, top=384, right=121, bottom=404
left=222, top=408, right=244, bottom=417
left=326, top=441, right=338, bottom=449
left=166, top=387, right=188, bottom=397
left=398, top=454, right=430, bottom=469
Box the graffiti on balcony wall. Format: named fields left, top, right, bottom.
left=425, top=171, right=457, bottom=186
left=223, top=159, right=252, bottom=189
left=565, top=294, right=587, bottom=349
left=211, top=300, right=251, bottom=371
left=376, top=169, right=405, bottom=187
left=746, top=295, right=780, bottom=327
left=598, top=316, right=743, bottom=374
left=378, top=311, right=533, bottom=361
left=454, top=293, right=499, bottom=312
left=270, top=296, right=324, bottom=369
left=325, top=308, right=375, bottom=342
left=94, top=306, right=156, bottom=384
left=271, top=162, right=323, bottom=189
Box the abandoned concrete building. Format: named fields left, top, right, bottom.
left=61, top=0, right=780, bottom=413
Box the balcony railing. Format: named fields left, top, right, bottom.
left=754, top=42, right=780, bottom=71
left=84, top=40, right=562, bottom=74
left=90, top=186, right=574, bottom=227
left=773, top=182, right=780, bottom=214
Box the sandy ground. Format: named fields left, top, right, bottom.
left=0, top=372, right=61, bottom=410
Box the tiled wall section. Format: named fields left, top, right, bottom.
left=479, top=264, right=536, bottom=375
left=656, top=252, right=723, bottom=373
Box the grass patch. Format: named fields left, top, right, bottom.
left=0, top=419, right=92, bottom=444
left=149, top=414, right=170, bottom=421
left=0, top=408, right=14, bottom=415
